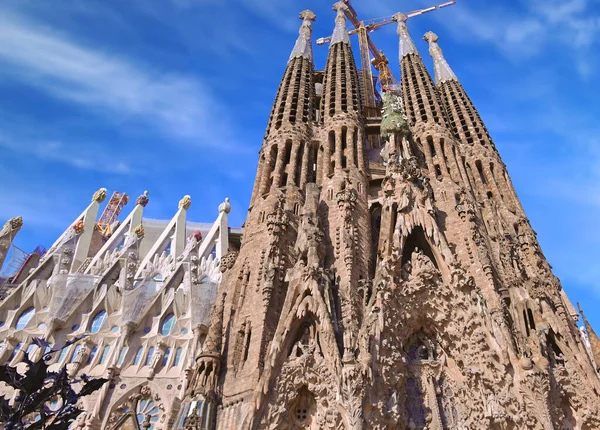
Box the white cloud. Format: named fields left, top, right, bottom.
left=0, top=9, right=239, bottom=150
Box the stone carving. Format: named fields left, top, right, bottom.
left=136, top=190, right=150, bottom=207
left=92, top=188, right=108, bottom=203
left=179, top=195, right=192, bottom=210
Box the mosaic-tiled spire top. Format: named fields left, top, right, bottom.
left=424, top=31, right=457, bottom=84
left=289, top=10, right=316, bottom=63
left=330, top=2, right=350, bottom=46
left=393, top=12, right=418, bottom=58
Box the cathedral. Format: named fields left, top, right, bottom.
left=2, top=2, right=600, bottom=429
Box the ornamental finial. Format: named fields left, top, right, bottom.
left=289, top=10, right=317, bottom=63
left=330, top=2, right=350, bottom=46
left=424, top=31, right=457, bottom=84
left=179, top=195, right=192, bottom=210
left=92, top=188, right=108, bottom=203
left=219, top=197, right=232, bottom=214
left=136, top=190, right=150, bottom=207
left=393, top=13, right=418, bottom=58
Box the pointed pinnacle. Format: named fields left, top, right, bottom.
left=331, top=2, right=350, bottom=46
left=299, top=9, right=316, bottom=22
left=289, top=10, right=316, bottom=62
left=424, top=31, right=457, bottom=84
left=393, top=13, right=417, bottom=58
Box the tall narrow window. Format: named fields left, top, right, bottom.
left=88, top=346, right=98, bottom=364
left=243, top=327, right=252, bottom=362
left=163, top=348, right=171, bottom=367
left=145, top=347, right=155, bottom=366
left=57, top=346, right=69, bottom=364
left=99, top=346, right=110, bottom=365
left=173, top=348, right=183, bottom=367
left=70, top=345, right=81, bottom=363
left=90, top=310, right=107, bottom=334
left=117, top=347, right=128, bottom=366
left=133, top=347, right=144, bottom=365
left=476, top=160, right=487, bottom=184
left=16, top=307, right=35, bottom=330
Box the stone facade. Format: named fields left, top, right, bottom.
left=182, top=5, right=600, bottom=430
left=0, top=191, right=240, bottom=429
left=2, top=4, right=600, bottom=430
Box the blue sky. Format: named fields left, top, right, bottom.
left=1, top=0, right=599, bottom=328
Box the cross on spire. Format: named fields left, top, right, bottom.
left=424, top=31, right=458, bottom=84
left=289, top=10, right=317, bottom=63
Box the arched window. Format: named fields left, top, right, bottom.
left=200, top=276, right=210, bottom=284
left=162, top=348, right=171, bottom=367
left=70, top=346, right=81, bottom=363
left=90, top=311, right=107, bottom=334
left=136, top=398, right=160, bottom=429
left=87, top=346, right=98, bottom=364
left=99, top=346, right=110, bottom=365
left=16, top=307, right=35, bottom=330
left=133, top=347, right=144, bottom=365
left=160, top=314, right=176, bottom=336
left=117, top=347, right=128, bottom=366
left=145, top=347, right=155, bottom=366
left=173, top=348, right=182, bottom=367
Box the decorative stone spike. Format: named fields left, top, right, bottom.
left=424, top=31, right=458, bottom=84
left=92, top=188, right=108, bottom=203
left=331, top=2, right=350, bottom=46
left=393, top=13, right=418, bottom=58
left=289, top=10, right=316, bottom=63
left=136, top=190, right=150, bottom=207
left=179, top=195, right=192, bottom=210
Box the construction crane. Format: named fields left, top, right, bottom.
left=317, top=0, right=456, bottom=115
left=96, top=191, right=129, bottom=239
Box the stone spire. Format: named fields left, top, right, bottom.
left=0, top=217, right=23, bottom=272
left=424, top=31, right=457, bottom=84
left=331, top=2, right=350, bottom=46
left=393, top=13, right=418, bottom=58
left=289, top=10, right=316, bottom=63
left=580, top=304, right=600, bottom=372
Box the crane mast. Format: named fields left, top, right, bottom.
left=96, top=191, right=129, bottom=239
left=317, top=0, right=456, bottom=114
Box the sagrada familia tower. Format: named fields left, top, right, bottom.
left=1, top=3, right=600, bottom=430
left=186, top=4, right=600, bottom=430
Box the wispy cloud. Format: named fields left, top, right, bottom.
left=0, top=9, right=239, bottom=149
left=430, top=0, right=600, bottom=72
left=0, top=130, right=134, bottom=174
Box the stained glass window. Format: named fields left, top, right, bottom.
left=136, top=398, right=160, bottom=430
